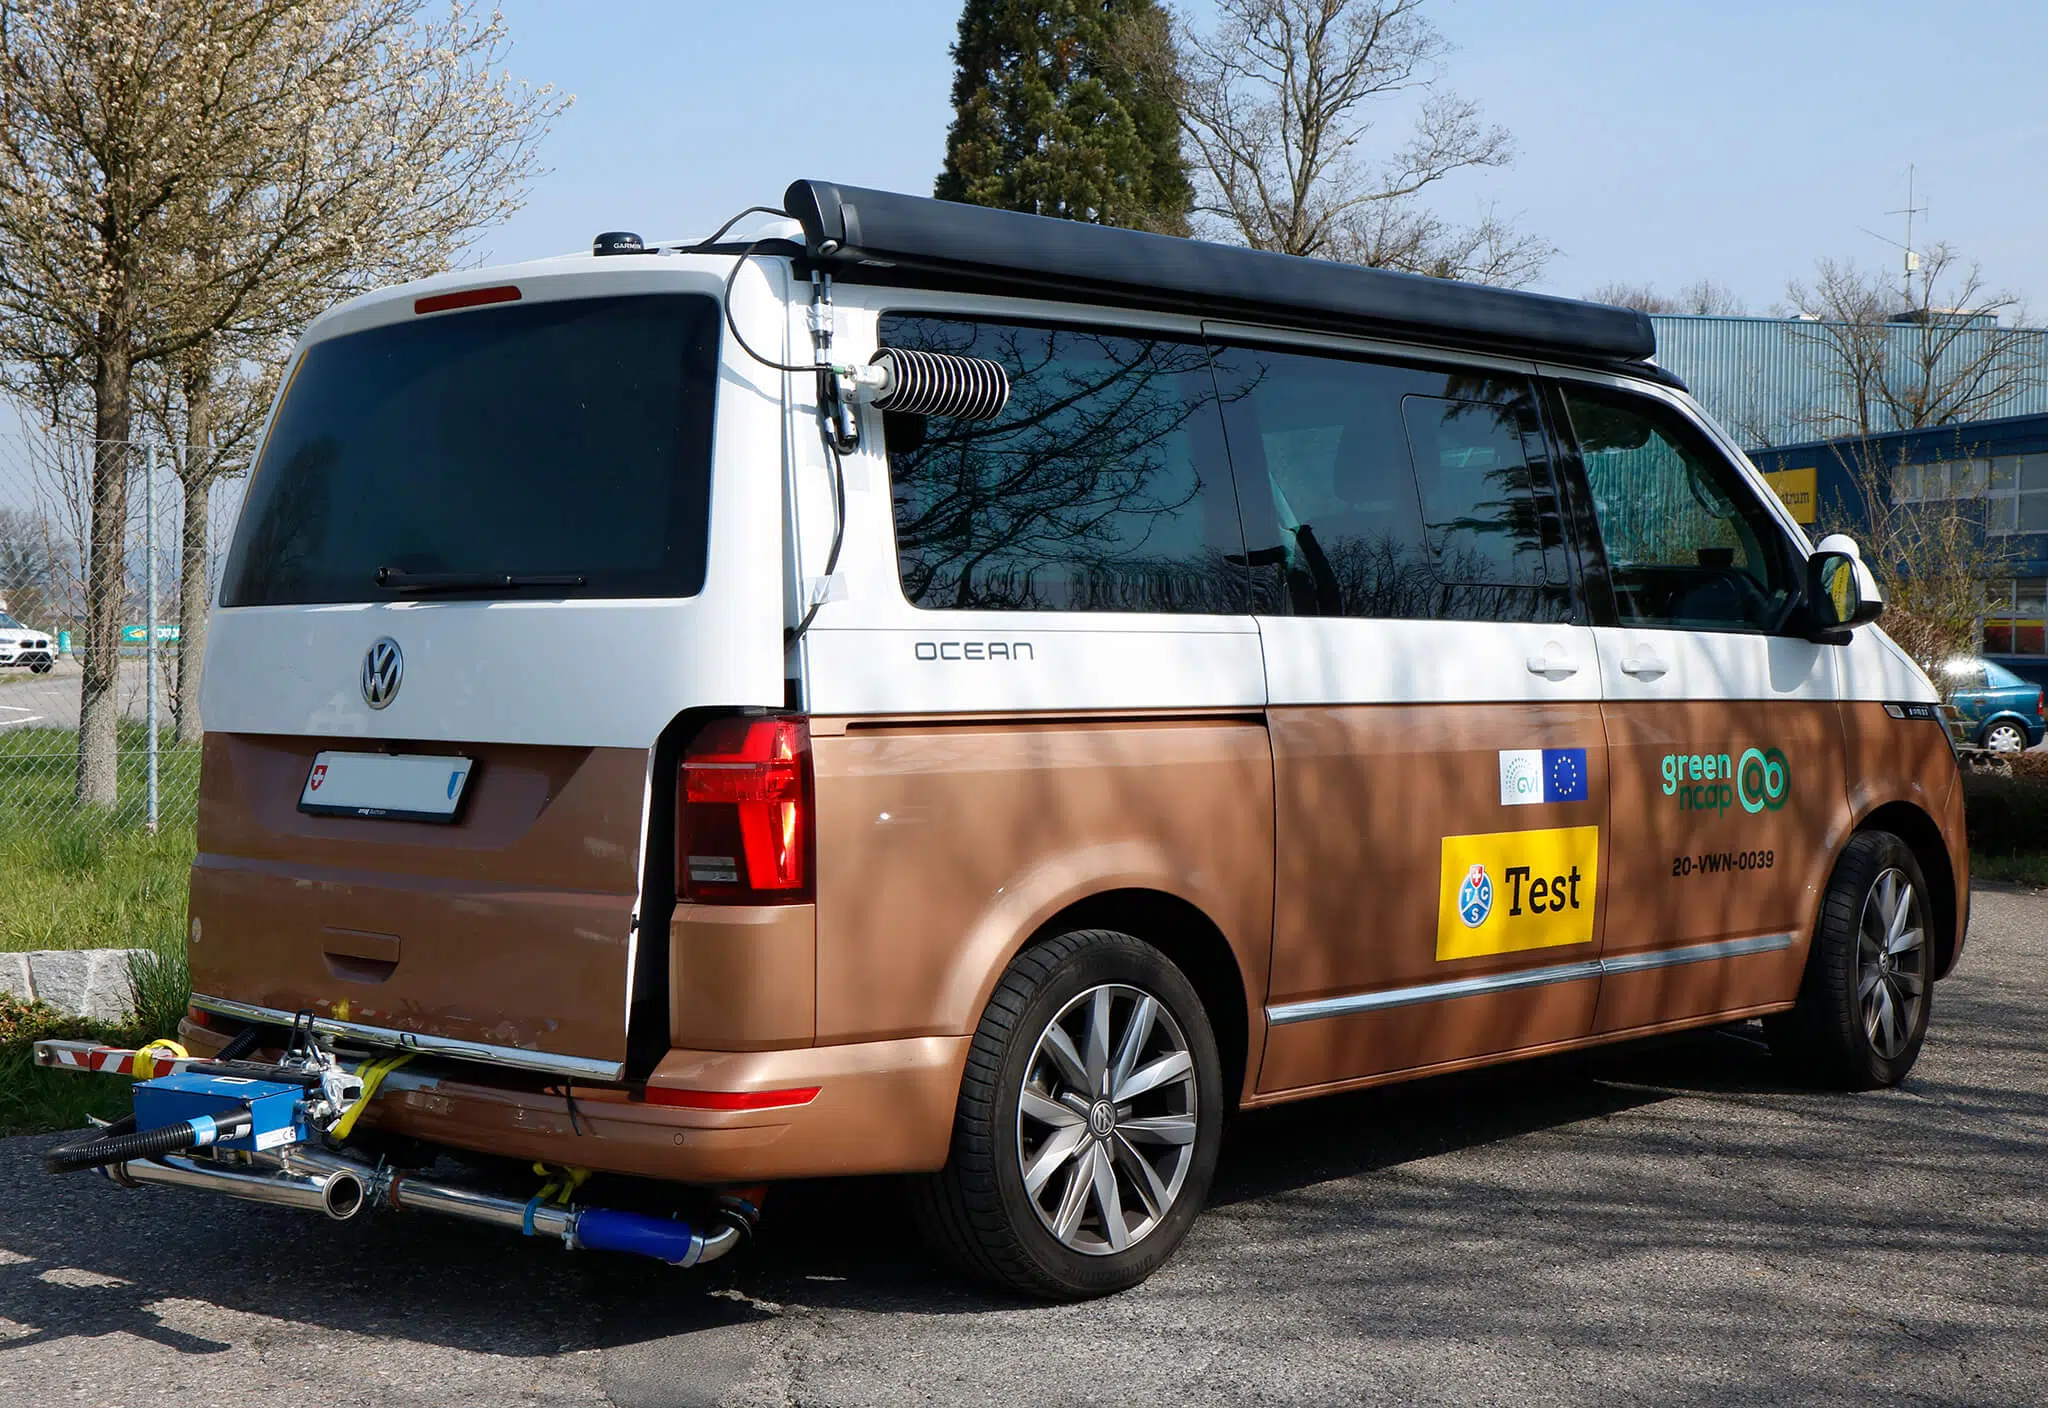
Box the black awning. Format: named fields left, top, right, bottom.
left=783, top=179, right=1657, bottom=366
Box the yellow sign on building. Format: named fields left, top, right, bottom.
left=1764, top=467, right=1817, bottom=523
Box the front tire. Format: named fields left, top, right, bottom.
left=1766, top=831, right=1933, bottom=1088
left=911, top=928, right=1223, bottom=1300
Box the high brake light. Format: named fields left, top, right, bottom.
left=679, top=715, right=813, bottom=903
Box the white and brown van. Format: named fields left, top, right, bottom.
left=169, top=181, right=1966, bottom=1298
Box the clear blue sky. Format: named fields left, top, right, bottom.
left=486, top=0, right=2048, bottom=315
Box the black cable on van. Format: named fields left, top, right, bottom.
left=692, top=213, right=851, bottom=648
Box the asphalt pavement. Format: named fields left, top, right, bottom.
left=2, top=889, right=2045, bottom=1407
left=0, top=657, right=168, bottom=733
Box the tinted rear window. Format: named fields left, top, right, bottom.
left=222, top=293, right=720, bottom=606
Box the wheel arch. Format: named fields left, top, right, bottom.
left=1853, top=800, right=1961, bottom=980
left=1018, top=889, right=1255, bottom=1112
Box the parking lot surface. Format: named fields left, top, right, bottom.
left=2, top=888, right=2045, bottom=1407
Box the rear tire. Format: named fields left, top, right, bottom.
left=1766, top=830, right=1933, bottom=1089
left=1982, top=720, right=2027, bottom=754
left=910, top=928, right=1223, bottom=1300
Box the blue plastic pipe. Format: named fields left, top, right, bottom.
left=567, top=1208, right=711, bottom=1266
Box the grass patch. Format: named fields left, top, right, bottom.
left=0, top=726, right=199, bottom=955
left=1971, top=850, right=2048, bottom=889
left=0, top=998, right=139, bottom=1136
left=0, top=963, right=190, bottom=1136
left=0, top=724, right=196, bottom=1133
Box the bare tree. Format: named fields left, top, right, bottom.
left=1785, top=246, right=2040, bottom=439
left=1586, top=279, right=1748, bottom=316
left=1135, top=0, right=1549, bottom=283
left=0, top=1, right=567, bottom=806
left=0, top=503, right=55, bottom=626
left=1818, top=438, right=2012, bottom=673
left=133, top=343, right=277, bottom=743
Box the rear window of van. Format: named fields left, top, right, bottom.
left=221, top=293, right=720, bottom=606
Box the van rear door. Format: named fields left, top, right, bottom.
left=189, top=270, right=789, bottom=1078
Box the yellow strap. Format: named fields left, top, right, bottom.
left=330, top=1053, right=414, bottom=1140
left=531, top=1161, right=593, bottom=1206
left=132, top=1039, right=189, bottom=1078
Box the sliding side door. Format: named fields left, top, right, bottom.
left=1214, top=335, right=1611, bottom=1095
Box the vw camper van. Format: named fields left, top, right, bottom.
left=53, top=182, right=1967, bottom=1300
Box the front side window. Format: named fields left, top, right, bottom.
left=879, top=314, right=1244, bottom=613
left=1562, top=383, right=1794, bottom=632
left=1210, top=342, right=1568, bottom=623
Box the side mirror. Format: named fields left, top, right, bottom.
left=1807, top=533, right=1883, bottom=641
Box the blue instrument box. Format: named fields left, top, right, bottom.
left=131, top=1072, right=309, bottom=1153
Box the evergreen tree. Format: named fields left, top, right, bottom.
left=936, top=1, right=1191, bottom=235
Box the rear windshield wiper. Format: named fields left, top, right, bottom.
left=374, top=567, right=588, bottom=594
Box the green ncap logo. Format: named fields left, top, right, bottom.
left=1661, top=747, right=1790, bottom=816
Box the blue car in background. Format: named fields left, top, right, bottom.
left=1942, top=657, right=2047, bottom=753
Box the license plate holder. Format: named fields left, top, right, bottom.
left=299, top=751, right=475, bottom=823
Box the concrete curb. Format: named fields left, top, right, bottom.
left=0, top=948, right=151, bottom=1023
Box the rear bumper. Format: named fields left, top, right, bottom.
left=179, top=1018, right=969, bottom=1183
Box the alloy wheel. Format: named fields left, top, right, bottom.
left=1858, top=867, right=1927, bottom=1061
left=1015, top=983, right=1199, bottom=1256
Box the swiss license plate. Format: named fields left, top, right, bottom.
left=299, top=751, right=474, bottom=823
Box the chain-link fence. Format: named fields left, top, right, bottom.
left=0, top=429, right=244, bottom=844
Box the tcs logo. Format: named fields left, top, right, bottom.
left=1436, top=825, right=1600, bottom=962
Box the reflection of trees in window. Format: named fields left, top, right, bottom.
left=881, top=315, right=1241, bottom=613
left=227, top=437, right=338, bottom=603
left=1565, top=385, right=1792, bottom=630
left=1580, top=442, right=1747, bottom=568
left=1217, top=346, right=1565, bottom=623
left=1405, top=394, right=1562, bottom=589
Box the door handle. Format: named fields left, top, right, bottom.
left=1620, top=653, right=1669, bottom=679
left=1526, top=652, right=1578, bottom=677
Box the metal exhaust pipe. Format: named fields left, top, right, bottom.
left=281, top=1145, right=752, bottom=1267
left=107, top=1152, right=367, bottom=1221
left=105, top=1144, right=750, bottom=1267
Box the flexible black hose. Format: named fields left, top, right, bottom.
left=44, top=1110, right=251, bottom=1174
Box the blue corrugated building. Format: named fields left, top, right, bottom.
left=1649, top=314, right=2048, bottom=447
left=1744, top=414, right=2048, bottom=691
left=1644, top=314, right=2048, bottom=690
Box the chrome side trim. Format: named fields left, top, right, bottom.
left=1268, top=960, right=1605, bottom=1026
left=189, top=994, right=625, bottom=1082
left=1265, top=933, right=1797, bottom=1028
left=1596, top=931, right=1794, bottom=976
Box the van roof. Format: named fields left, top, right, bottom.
left=784, top=179, right=1662, bottom=374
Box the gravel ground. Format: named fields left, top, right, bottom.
left=2, top=887, right=2044, bottom=1407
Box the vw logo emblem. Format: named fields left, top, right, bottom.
left=361, top=638, right=403, bottom=709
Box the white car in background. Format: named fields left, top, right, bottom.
left=0, top=612, right=55, bottom=673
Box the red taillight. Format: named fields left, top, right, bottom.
left=679, top=715, right=813, bottom=903
left=413, top=284, right=521, bottom=315
left=2037, top=687, right=2045, bottom=719
left=644, top=1085, right=820, bottom=1111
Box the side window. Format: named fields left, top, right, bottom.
left=877, top=313, right=1244, bottom=613
left=1561, top=383, right=1794, bottom=633
left=1210, top=342, right=1569, bottom=623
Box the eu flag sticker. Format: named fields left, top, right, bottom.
left=1543, top=747, right=1588, bottom=802
left=1499, top=747, right=1589, bottom=805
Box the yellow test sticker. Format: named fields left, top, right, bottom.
left=1437, top=825, right=1600, bottom=961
